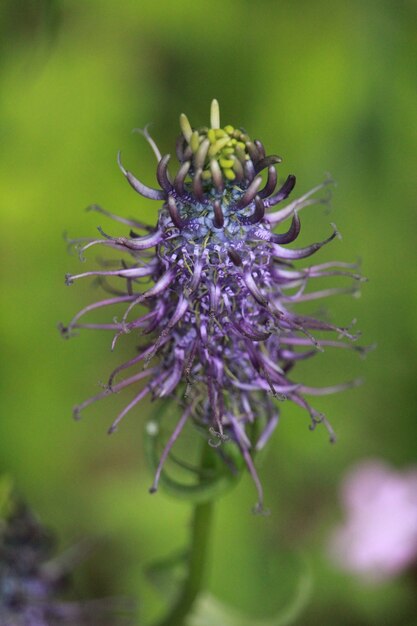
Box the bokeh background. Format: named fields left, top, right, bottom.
left=1, top=0, right=416, bottom=624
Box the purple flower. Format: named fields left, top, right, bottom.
left=0, top=496, right=133, bottom=625
left=328, top=460, right=417, bottom=583
left=63, top=100, right=367, bottom=511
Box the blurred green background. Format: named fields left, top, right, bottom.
left=1, top=0, right=416, bottom=624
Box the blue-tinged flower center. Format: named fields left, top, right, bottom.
left=157, top=99, right=282, bottom=251
left=160, top=189, right=270, bottom=249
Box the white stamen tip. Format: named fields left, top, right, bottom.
left=210, top=99, right=220, bottom=129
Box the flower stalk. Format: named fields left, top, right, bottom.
left=155, top=445, right=215, bottom=626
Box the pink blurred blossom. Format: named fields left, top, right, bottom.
left=329, top=460, right=417, bottom=582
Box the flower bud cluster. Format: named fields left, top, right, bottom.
left=0, top=492, right=132, bottom=625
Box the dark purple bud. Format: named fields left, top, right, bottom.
left=174, top=160, right=191, bottom=195
left=245, top=141, right=261, bottom=162
left=264, top=174, right=296, bottom=208
left=193, top=167, right=204, bottom=200
left=270, top=211, right=301, bottom=244
left=272, top=223, right=339, bottom=260
left=194, top=138, right=210, bottom=169
left=213, top=199, right=224, bottom=229
left=258, top=166, right=278, bottom=198
left=175, top=134, right=185, bottom=161
left=228, top=248, right=243, bottom=266
left=244, top=158, right=256, bottom=181
left=232, top=157, right=245, bottom=182
left=210, top=159, right=224, bottom=192
left=167, top=196, right=186, bottom=229
left=236, top=175, right=263, bottom=209
left=240, top=195, right=265, bottom=225
left=254, top=155, right=282, bottom=174
left=254, top=139, right=266, bottom=160
left=156, top=154, right=172, bottom=192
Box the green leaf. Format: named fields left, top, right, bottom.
left=145, top=549, right=188, bottom=604
left=187, top=555, right=312, bottom=626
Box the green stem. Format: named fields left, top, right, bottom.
left=156, top=446, right=214, bottom=626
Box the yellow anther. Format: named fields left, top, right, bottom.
left=179, top=113, right=193, bottom=142
left=224, top=125, right=234, bottom=135
left=236, top=141, right=246, bottom=150
left=208, top=137, right=230, bottom=157
left=223, top=147, right=234, bottom=155
left=210, top=99, right=220, bottom=129
left=190, top=131, right=200, bottom=153
left=208, top=129, right=216, bottom=143
left=223, top=168, right=235, bottom=181
left=219, top=158, right=234, bottom=168
left=202, top=170, right=212, bottom=180
left=215, top=129, right=227, bottom=138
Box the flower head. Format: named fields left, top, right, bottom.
left=328, top=461, right=417, bottom=582
left=0, top=487, right=133, bottom=625
left=63, top=100, right=367, bottom=511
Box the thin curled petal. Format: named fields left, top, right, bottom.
left=270, top=211, right=301, bottom=244
left=121, top=268, right=177, bottom=321
left=258, top=166, right=278, bottom=199
left=272, top=223, right=339, bottom=260
left=236, top=176, right=263, bottom=209
left=89, top=226, right=163, bottom=250
left=117, top=151, right=166, bottom=200
left=73, top=369, right=156, bottom=420
left=167, top=196, right=187, bottom=229
left=255, top=413, right=279, bottom=451
left=156, top=154, right=172, bottom=192
left=254, top=155, right=282, bottom=173
left=267, top=178, right=333, bottom=224
left=108, top=385, right=154, bottom=434
left=65, top=266, right=154, bottom=285
left=133, top=124, right=162, bottom=162
left=239, top=196, right=265, bottom=225
left=149, top=405, right=193, bottom=493
left=86, top=204, right=152, bottom=231
left=174, top=160, right=191, bottom=195
left=62, top=295, right=136, bottom=332
left=264, top=174, right=296, bottom=208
